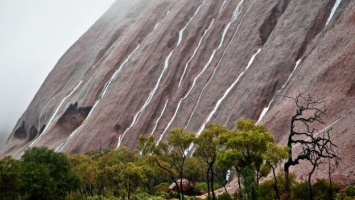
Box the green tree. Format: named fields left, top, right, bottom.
left=166, top=128, right=195, bottom=200
left=259, top=172, right=297, bottom=200
left=20, top=162, right=55, bottom=200
left=69, top=154, right=98, bottom=197
left=0, top=156, right=21, bottom=199
left=183, top=156, right=207, bottom=183
left=20, top=147, right=80, bottom=199
left=119, top=162, right=147, bottom=200
left=264, top=144, right=288, bottom=200
left=147, top=128, right=195, bottom=200
left=217, top=118, right=274, bottom=200
left=137, top=134, right=156, bottom=156
left=136, top=155, right=170, bottom=194
left=98, top=146, right=137, bottom=198
left=194, top=123, right=228, bottom=200
left=136, top=136, right=172, bottom=194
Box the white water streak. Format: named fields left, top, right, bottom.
left=29, top=80, right=83, bottom=147
left=183, top=0, right=244, bottom=92
left=38, top=98, right=54, bottom=130
left=177, top=1, right=205, bottom=47
left=156, top=97, right=184, bottom=144
left=256, top=97, right=274, bottom=124
left=117, top=50, right=174, bottom=148
left=100, top=45, right=141, bottom=99
left=186, top=0, right=257, bottom=128
left=255, top=0, right=342, bottom=131
left=153, top=22, right=161, bottom=30
left=55, top=99, right=100, bottom=151
left=150, top=99, right=169, bottom=135
left=178, top=19, right=215, bottom=88
left=117, top=1, right=210, bottom=147
left=157, top=19, right=220, bottom=144
left=56, top=45, right=140, bottom=152
left=326, top=0, right=342, bottom=25
left=282, top=59, right=302, bottom=89
left=292, top=108, right=355, bottom=149
left=219, top=0, right=227, bottom=14
left=255, top=59, right=302, bottom=124
left=292, top=119, right=340, bottom=149
left=196, top=48, right=261, bottom=137
left=153, top=6, right=174, bottom=30
left=158, top=1, right=246, bottom=144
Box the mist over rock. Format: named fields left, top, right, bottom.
left=0, top=132, right=8, bottom=149
left=1, top=0, right=354, bottom=181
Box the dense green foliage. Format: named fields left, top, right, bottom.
left=0, top=147, right=80, bottom=200
left=345, top=185, right=355, bottom=197
left=0, top=156, right=21, bottom=199
left=0, top=119, right=350, bottom=200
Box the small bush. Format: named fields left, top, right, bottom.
left=291, top=181, right=310, bottom=200
left=259, top=172, right=297, bottom=200
left=131, top=192, right=165, bottom=200
left=195, top=182, right=208, bottom=192
left=291, top=179, right=340, bottom=200
left=217, top=192, right=233, bottom=200
left=313, top=178, right=340, bottom=200
left=65, top=193, right=86, bottom=200
left=259, top=179, right=276, bottom=200
left=153, top=182, right=169, bottom=195
left=335, top=192, right=355, bottom=200
left=345, top=185, right=355, bottom=197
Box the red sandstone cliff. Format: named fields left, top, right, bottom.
left=1, top=0, right=354, bottom=179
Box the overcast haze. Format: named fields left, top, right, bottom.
left=0, top=0, right=115, bottom=148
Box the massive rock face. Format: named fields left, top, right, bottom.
left=1, top=0, right=354, bottom=179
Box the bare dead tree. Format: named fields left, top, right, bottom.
left=302, top=129, right=339, bottom=199
left=283, top=94, right=340, bottom=199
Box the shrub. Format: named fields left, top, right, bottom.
left=259, top=172, right=297, bottom=200
left=291, top=181, right=310, bottom=200
left=291, top=178, right=340, bottom=200
left=335, top=192, right=355, bottom=200
left=313, top=178, right=340, bottom=200
left=153, top=182, right=169, bottom=196
left=20, top=147, right=80, bottom=199
left=131, top=192, right=165, bottom=200
left=259, top=178, right=276, bottom=200
left=345, top=185, right=355, bottom=197
left=217, top=192, right=233, bottom=200
left=195, top=182, right=208, bottom=192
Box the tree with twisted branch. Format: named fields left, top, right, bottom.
left=303, top=129, right=340, bottom=199
left=283, top=94, right=340, bottom=199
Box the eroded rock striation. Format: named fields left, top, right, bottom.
left=1, top=0, right=355, bottom=179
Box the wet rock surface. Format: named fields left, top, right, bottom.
left=1, top=0, right=354, bottom=181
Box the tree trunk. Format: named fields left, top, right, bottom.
left=236, top=167, right=242, bottom=200
left=329, top=175, right=333, bottom=200
left=214, top=171, right=228, bottom=193
left=207, top=166, right=211, bottom=199
left=128, top=183, right=131, bottom=200
left=179, top=174, right=184, bottom=200
left=173, top=179, right=181, bottom=200
left=284, top=157, right=292, bottom=200
left=328, top=160, right=334, bottom=200
left=308, top=165, right=316, bottom=200
left=210, top=164, right=216, bottom=200
left=252, top=183, right=257, bottom=200
left=271, top=166, right=280, bottom=200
